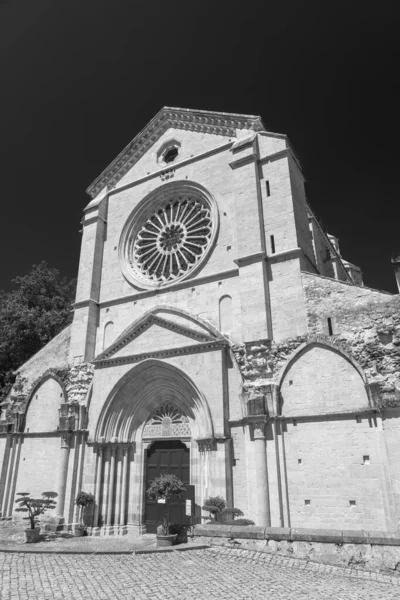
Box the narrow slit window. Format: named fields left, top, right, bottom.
left=266, top=181, right=271, bottom=197
left=270, top=235, right=275, bottom=254
left=327, top=317, right=333, bottom=336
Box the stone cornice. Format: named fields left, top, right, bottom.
left=266, top=248, right=302, bottom=264
left=277, top=407, right=378, bottom=421
left=234, top=252, right=266, bottom=267
left=0, top=430, right=88, bottom=439
left=86, top=107, right=265, bottom=199
left=93, top=340, right=227, bottom=369
left=95, top=267, right=239, bottom=309
left=96, top=313, right=216, bottom=362
left=74, top=298, right=99, bottom=310
left=96, top=140, right=233, bottom=199
left=229, top=407, right=378, bottom=426
left=229, top=153, right=257, bottom=170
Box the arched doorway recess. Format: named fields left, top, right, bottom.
left=92, top=360, right=214, bottom=534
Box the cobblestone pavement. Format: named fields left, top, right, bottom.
left=1, top=547, right=399, bottom=599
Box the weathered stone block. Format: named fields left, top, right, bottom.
left=229, top=526, right=266, bottom=539
left=264, top=527, right=291, bottom=540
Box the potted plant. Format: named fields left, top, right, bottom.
left=168, top=522, right=193, bottom=544
left=74, top=491, right=95, bottom=537
left=15, top=491, right=58, bottom=543
left=146, top=474, right=186, bottom=547
left=202, top=495, right=226, bottom=522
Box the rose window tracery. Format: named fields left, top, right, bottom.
left=143, top=403, right=191, bottom=438
left=119, top=183, right=218, bottom=290
left=130, top=196, right=212, bottom=284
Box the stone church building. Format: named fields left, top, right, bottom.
left=1, top=107, right=400, bottom=534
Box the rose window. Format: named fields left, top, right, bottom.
left=120, top=183, right=218, bottom=289
left=130, top=196, right=212, bottom=284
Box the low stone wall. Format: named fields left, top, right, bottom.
left=193, top=525, right=400, bottom=574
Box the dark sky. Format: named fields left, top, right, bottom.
left=1, top=0, right=399, bottom=293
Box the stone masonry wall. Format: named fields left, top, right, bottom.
left=302, top=272, right=400, bottom=406
left=232, top=273, right=400, bottom=408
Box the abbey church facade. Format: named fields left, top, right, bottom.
left=1, top=107, right=400, bottom=534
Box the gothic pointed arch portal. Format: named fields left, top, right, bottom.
left=92, top=360, right=214, bottom=533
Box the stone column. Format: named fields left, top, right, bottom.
left=250, top=417, right=271, bottom=527
left=56, top=432, right=72, bottom=519
left=94, top=444, right=104, bottom=527
left=196, top=438, right=215, bottom=504
left=107, top=444, right=116, bottom=526
left=391, top=255, right=400, bottom=293
left=120, top=444, right=129, bottom=526
left=1, top=434, right=17, bottom=517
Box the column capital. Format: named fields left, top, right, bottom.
left=195, top=437, right=216, bottom=452
left=97, top=443, right=105, bottom=457
left=110, top=444, right=117, bottom=457
left=122, top=443, right=130, bottom=456
left=244, top=415, right=268, bottom=439
left=60, top=431, right=72, bottom=449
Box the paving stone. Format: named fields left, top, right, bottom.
left=1, top=547, right=399, bottom=599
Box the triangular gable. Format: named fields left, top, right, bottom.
left=95, top=312, right=219, bottom=362
left=86, top=107, right=265, bottom=199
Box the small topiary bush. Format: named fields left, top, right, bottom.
left=202, top=495, right=227, bottom=522
left=223, top=518, right=255, bottom=526
left=202, top=496, right=254, bottom=525
left=15, top=492, right=58, bottom=530
left=220, top=508, right=244, bottom=521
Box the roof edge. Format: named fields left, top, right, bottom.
left=86, top=107, right=266, bottom=199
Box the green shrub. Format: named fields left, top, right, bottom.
left=202, top=496, right=253, bottom=526
left=202, top=496, right=226, bottom=512
left=220, top=508, right=244, bottom=522
left=168, top=523, right=192, bottom=536
left=224, top=518, right=255, bottom=526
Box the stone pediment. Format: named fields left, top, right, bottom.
left=86, top=107, right=265, bottom=199
left=95, top=308, right=225, bottom=365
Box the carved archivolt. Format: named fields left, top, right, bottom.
left=143, top=403, right=191, bottom=438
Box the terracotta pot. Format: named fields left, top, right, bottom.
left=176, top=534, right=188, bottom=544
left=74, top=525, right=85, bottom=537
left=156, top=534, right=177, bottom=547
left=25, top=528, right=40, bottom=543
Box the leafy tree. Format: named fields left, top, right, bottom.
left=146, top=474, right=186, bottom=534
left=15, top=491, right=58, bottom=529
left=75, top=491, right=95, bottom=526
left=0, top=262, right=76, bottom=400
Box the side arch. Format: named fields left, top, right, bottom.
left=24, top=373, right=66, bottom=432
left=277, top=341, right=369, bottom=416
left=94, top=359, right=214, bottom=443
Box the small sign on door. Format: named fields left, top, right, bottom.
left=185, top=499, right=192, bottom=516
left=157, top=498, right=165, bottom=504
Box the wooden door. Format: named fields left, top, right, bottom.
left=144, top=440, right=191, bottom=533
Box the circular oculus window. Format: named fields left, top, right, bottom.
left=120, top=184, right=218, bottom=289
